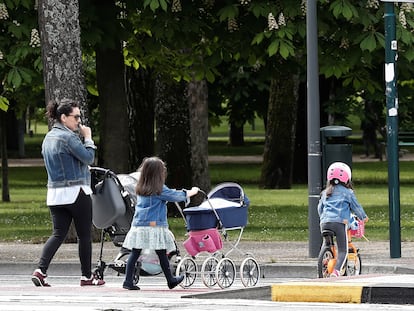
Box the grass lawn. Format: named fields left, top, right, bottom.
left=3, top=117, right=412, bottom=243
left=2, top=163, right=414, bottom=243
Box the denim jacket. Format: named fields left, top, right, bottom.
left=318, top=184, right=367, bottom=225
left=42, top=122, right=96, bottom=188
left=132, top=185, right=188, bottom=227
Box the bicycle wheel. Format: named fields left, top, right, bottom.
left=346, top=252, right=362, bottom=276
left=215, top=258, right=236, bottom=289
left=176, top=257, right=197, bottom=288
left=240, top=257, right=260, bottom=287
left=201, top=256, right=218, bottom=288
left=317, top=247, right=335, bottom=278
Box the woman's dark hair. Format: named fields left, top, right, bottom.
left=46, top=98, right=79, bottom=123
left=135, top=157, right=167, bottom=196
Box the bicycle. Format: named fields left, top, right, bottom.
left=317, top=219, right=366, bottom=278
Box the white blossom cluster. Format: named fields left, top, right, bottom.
left=399, top=10, right=407, bottom=29
left=0, top=3, right=9, bottom=20
left=252, top=61, right=261, bottom=72
left=239, top=0, right=251, bottom=5
left=228, top=17, right=238, bottom=32
left=278, top=12, right=286, bottom=27
left=399, top=3, right=414, bottom=29
left=171, top=0, right=181, bottom=13
left=268, top=12, right=286, bottom=31
left=366, top=0, right=379, bottom=10
left=30, top=29, right=41, bottom=48
left=300, top=0, right=307, bottom=16
left=268, top=13, right=278, bottom=31
left=0, top=51, right=3, bottom=60
left=339, top=38, right=350, bottom=50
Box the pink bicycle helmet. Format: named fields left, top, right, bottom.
left=327, top=162, right=351, bottom=184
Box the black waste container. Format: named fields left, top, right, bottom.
left=320, top=125, right=352, bottom=184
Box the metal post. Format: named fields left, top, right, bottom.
left=384, top=2, right=401, bottom=258
left=306, top=0, right=322, bottom=258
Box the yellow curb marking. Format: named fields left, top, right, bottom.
left=271, top=282, right=365, bottom=303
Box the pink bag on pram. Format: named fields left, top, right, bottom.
left=183, top=228, right=223, bottom=256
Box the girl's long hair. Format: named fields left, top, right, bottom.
left=325, top=179, right=354, bottom=197
left=135, top=157, right=167, bottom=196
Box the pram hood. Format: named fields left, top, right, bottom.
left=207, top=182, right=250, bottom=207
left=183, top=182, right=249, bottom=231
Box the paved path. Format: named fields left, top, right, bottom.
left=4, top=151, right=414, bottom=167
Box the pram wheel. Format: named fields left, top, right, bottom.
left=92, top=260, right=106, bottom=281
left=240, top=257, right=260, bottom=287
left=176, top=257, right=197, bottom=288
left=201, top=256, right=219, bottom=288
left=215, top=258, right=235, bottom=289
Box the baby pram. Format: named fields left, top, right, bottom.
left=89, top=167, right=180, bottom=285
left=175, top=182, right=260, bottom=289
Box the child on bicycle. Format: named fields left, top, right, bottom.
left=317, top=161, right=369, bottom=277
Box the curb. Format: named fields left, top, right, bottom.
left=183, top=277, right=414, bottom=305
left=271, top=282, right=414, bottom=304
left=183, top=282, right=414, bottom=305
left=4, top=262, right=414, bottom=278
left=271, top=282, right=364, bottom=303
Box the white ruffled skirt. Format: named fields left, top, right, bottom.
left=122, top=226, right=176, bottom=253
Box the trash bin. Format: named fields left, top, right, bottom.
left=320, top=125, right=352, bottom=184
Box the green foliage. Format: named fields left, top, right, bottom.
left=0, top=1, right=43, bottom=112
left=0, top=96, right=9, bottom=112
left=330, top=0, right=358, bottom=20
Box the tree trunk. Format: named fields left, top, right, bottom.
left=94, top=0, right=129, bottom=173
left=1, top=111, right=10, bottom=202
left=155, top=78, right=192, bottom=212
left=188, top=79, right=210, bottom=196
left=38, top=0, right=88, bottom=118
left=96, top=44, right=129, bottom=173
left=126, top=67, right=155, bottom=171
left=229, top=121, right=244, bottom=146
left=38, top=0, right=90, bottom=241
left=293, top=81, right=308, bottom=183
left=260, top=71, right=299, bottom=189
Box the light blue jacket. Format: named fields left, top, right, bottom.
left=132, top=185, right=188, bottom=227
left=42, top=123, right=96, bottom=188
left=318, top=184, right=367, bottom=225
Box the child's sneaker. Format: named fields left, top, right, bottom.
left=330, top=269, right=340, bottom=277
left=80, top=275, right=105, bottom=286
left=31, top=269, right=51, bottom=287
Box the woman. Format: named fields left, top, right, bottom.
left=31, top=98, right=104, bottom=287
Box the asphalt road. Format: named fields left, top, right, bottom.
left=1, top=274, right=414, bottom=311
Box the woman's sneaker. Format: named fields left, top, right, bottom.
left=80, top=275, right=105, bottom=286
left=330, top=269, right=340, bottom=278
left=31, top=269, right=51, bottom=287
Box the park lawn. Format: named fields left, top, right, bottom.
left=2, top=163, right=414, bottom=243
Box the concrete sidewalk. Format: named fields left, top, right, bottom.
left=2, top=240, right=413, bottom=273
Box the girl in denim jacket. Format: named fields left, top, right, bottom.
left=318, top=162, right=368, bottom=277
left=122, top=157, right=199, bottom=290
